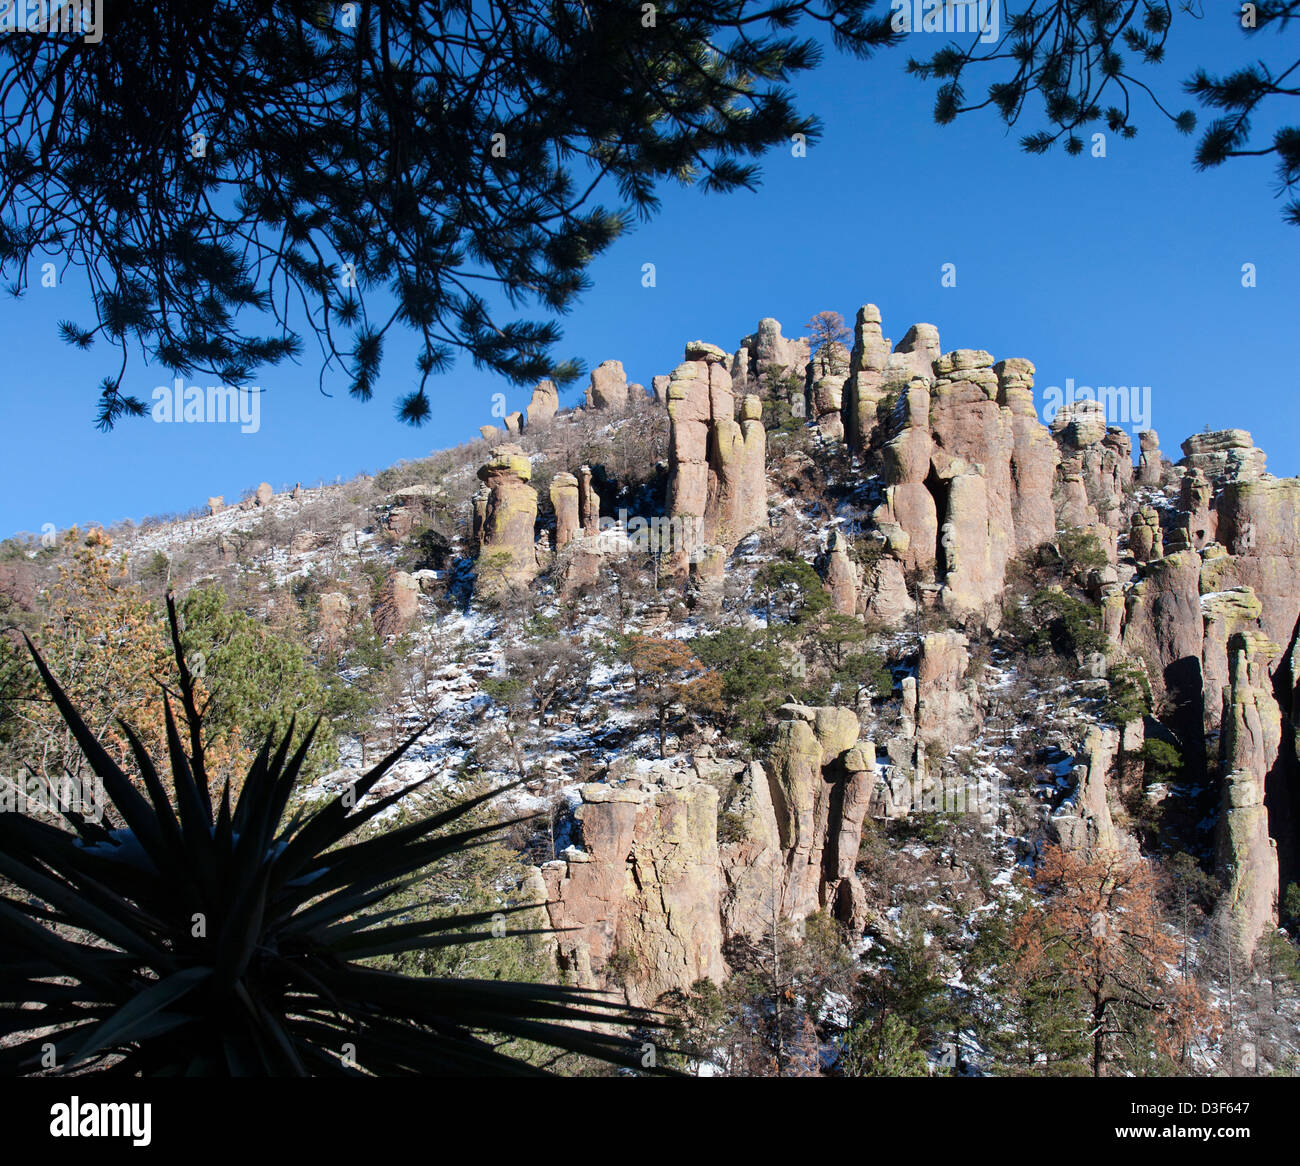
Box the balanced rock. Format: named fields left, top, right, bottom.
left=1137, top=429, right=1162, bottom=486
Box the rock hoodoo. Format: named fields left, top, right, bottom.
left=472, top=444, right=539, bottom=596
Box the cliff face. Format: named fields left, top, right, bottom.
left=462, top=303, right=1300, bottom=983
left=535, top=704, right=879, bottom=1006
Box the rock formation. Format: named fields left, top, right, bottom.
left=373, top=570, right=420, bottom=636
left=549, top=472, right=580, bottom=549
left=1181, top=429, right=1267, bottom=487
left=913, top=631, right=982, bottom=749
left=577, top=465, right=601, bottom=536
left=319, top=591, right=352, bottom=650
left=664, top=344, right=766, bottom=573
left=472, top=444, right=539, bottom=596
left=1051, top=725, right=1123, bottom=855
left=535, top=704, right=876, bottom=1003
left=1137, top=429, right=1162, bottom=486
left=730, top=317, right=810, bottom=394
left=458, top=306, right=1300, bottom=975
left=585, top=360, right=628, bottom=411
left=526, top=379, right=559, bottom=428
left=842, top=303, right=896, bottom=452
left=1214, top=632, right=1282, bottom=959
left=539, top=773, right=727, bottom=1008
left=1129, top=505, right=1163, bottom=563
left=823, top=530, right=859, bottom=615
left=807, top=342, right=850, bottom=440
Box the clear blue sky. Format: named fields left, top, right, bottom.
left=0, top=10, right=1295, bottom=539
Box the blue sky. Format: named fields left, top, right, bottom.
left=0, top=8, right=1295, bottom=539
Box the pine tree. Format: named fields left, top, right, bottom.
left=0, top=2, right=901, bottom=423
left=1012, top=845, right=1217, bottom=1077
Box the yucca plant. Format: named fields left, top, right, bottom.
left=0, top=598, right=661, bottom=1075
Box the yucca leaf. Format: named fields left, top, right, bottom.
left=269, top=718, right=441, bottom=875
left=0, top=850, right=172, bottom=969
left=119, top=720, right=185, bottom=857
left=67, top=967, right=212, bottom=1065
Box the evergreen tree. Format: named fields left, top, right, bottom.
left=0, top=1, right=900, bottom=424
left=906, top=1, right=1300, bottom=224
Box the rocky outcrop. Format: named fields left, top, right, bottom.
left=1181, top=429, right=1267, bottom=487
left=536, top=705, right=875, bottom=1003
left=1137, top=429, right=1162, bottom=486
left=730, top=704, right=874, bottom=932
left=384, top=483, right=442, bottom=540
left=577, top=465, right=602, bottom=536
left=995, top=358, right=1059, bottom=553
left=874, top=377, right=936, bottom=575
left=731, top=317, right=810, bottom=394
left=373, top=570, right=419, bottom=637
left=665, top=345, right=766, bottom=572
left=912, top=631, right=982, bottom=750
left=1200, top=587, right=1265, bottom=738
left=850, top=315, right=1057, bottom=621
left=1051, top=402, right=1130, bottom=538
left=1214, top=632, right=1282, bottom=959
left=807, top=341, right=850, bottom=440
left=842, top=303, right=896, bottom=452
left=539, top=774, right=726, bottom=1008
left=255, top=482, right=273, bottom=507
left=1215, top=475, right=1300, bottom=647
left=1129, top=505, right=1163, bottom=564
left=207, top=496, right=224, bottom=516
left=1051, top=725, right=1123, bottom=855
left=823, top=530, right=859, bottom=615
left=526, top=379, right=559, bottom=428
left=549, top=472, right=580, bottom=549
left=1121, top=550, right=1206, bottom=742
left=472, top=444, right=539, bottom=596
left=319, top=591, right=352, bottom=650
left=585, top=360, right=628, bottom=411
